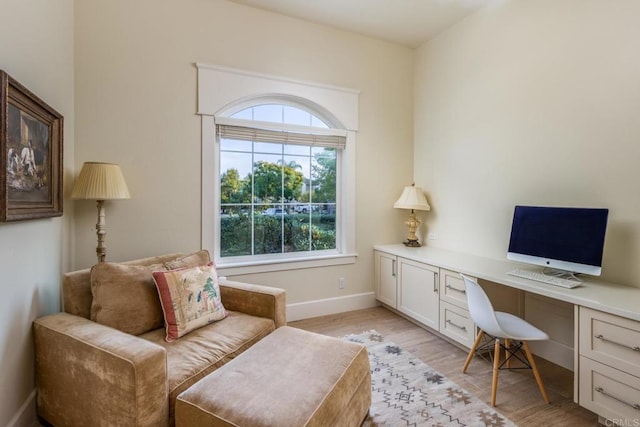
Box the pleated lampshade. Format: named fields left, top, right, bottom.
left=71, top=162, right=131, bottom=200
left=393, top=185, right=430, bottom=211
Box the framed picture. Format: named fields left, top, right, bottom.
left=1, top=70, right=63, bottom=221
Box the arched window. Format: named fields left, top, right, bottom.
left=216, top=101, right=344, bottom=260
left=198, top=64, right=358, bottom=274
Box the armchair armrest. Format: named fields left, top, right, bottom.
left=219, top=279, right=286, bottom=328
left=34, top=313, right=168, bottom=427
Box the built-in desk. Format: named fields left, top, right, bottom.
left=374, top=244, right=640, bottom=424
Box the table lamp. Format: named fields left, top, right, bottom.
left=393, top=183, right=430, bottom=247
left=71, top=162, right=130, bottom=263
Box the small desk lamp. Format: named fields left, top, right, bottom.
left=394, top=184, right=430, bottom=247
left=71, top=162, right=130, bottom=263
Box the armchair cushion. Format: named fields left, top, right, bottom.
left=153, top=262, right=227, bottom=342
left=139, top=310, right=275, bottom=423
left=90, top=262, right=166, bottom=335
left=163, top=249, right=211, bottom=270
left=63, top=252, right=183, bottom=320
left=89, top=250, right=214, bottom=336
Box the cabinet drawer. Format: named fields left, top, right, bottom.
left=439, top=269, right=471, bottom=309
left=439, top=301, right=475, bottom=348
left=579, top=356, right=640, bottom=422
left=579, top=307, right=640, bottom=377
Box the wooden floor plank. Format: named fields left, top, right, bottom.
left=289, top=306, right=599, bottom=427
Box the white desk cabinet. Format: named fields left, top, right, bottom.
left=374, top=251, right=440, bottom=330
left=374, top=250, right=397, bottom=308
left=374, top=243, right=640, bottom=424
left=374, top=249, right=472, bottom=347
left=578, top=307, right=640, bottom=421
left=397, top=257, right=439, bottom=330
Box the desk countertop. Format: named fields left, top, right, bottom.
left=374, top=244, right=640, bottom=322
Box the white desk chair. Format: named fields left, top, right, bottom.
left=460, top=274, right=550, bottom=406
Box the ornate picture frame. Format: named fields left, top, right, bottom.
left=1, top=70, right=63, bottom=222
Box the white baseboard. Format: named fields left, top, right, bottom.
left=7, top=389, right=37, bottom=427
left=287, top=292, right=378, bottom=322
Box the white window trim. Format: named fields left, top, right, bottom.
left=198, top=64, right=359, bottom=275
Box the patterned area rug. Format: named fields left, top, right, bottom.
left=345, top=330, right=516, bottom=427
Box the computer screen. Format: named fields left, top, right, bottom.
left=507, top=205, right=609, bottom=276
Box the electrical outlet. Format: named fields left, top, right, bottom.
left=339, top=277, right=345, bottom=289
left=427, top=232, right=438, bottom=240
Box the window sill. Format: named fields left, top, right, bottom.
left=216, top=253, right=358, bottom=276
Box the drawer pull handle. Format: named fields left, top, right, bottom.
left=446, top=319, right=467, bottom=331
left=595, top=387, right=640, bottom=411
left=446, top=284, right=466, bottom=294
left=594, top=334, right=640, bottom=352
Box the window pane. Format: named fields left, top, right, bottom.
left=311, top=115, right=329, bottom=128
left=291, top=156, right=310, bottom=205
left=252, top=104, right=283, bottom=123
left=282, top=155, right=306, bottom=202
left=283, top=144, right=310, bottom=156
left=220, top=205, right=252, bottom=256
left=220, top=138, right=252, bottom=152
left=220, top=150, right=253, bottom=195
left=311, top=148, right=336, bottom=203
left=312, top=146, right=335, bottom=157
left=220, top=167, right=252, bottom=204
left=312, top=207, right=336, bottom=250
left=283, top=106, right=311, bottom=126
left=254, top=207, right=283, bottom=254
left=254, top=141, right=282, bottom=154
left=284, top=214, right=310, bottom=253
left=253, top=154, right=283, bottom=203
left=230, top=108, right=253, bottom=120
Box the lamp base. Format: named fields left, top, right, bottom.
left=402, top=210, right=423, bottom=248
left=95, top=199, right=107, bottom=263
left=403, top=239, right=422, bottom=248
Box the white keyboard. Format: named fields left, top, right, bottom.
left=507, top=269, right=582, bottom=289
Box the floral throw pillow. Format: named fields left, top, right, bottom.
left=152, top=262, right=227, bottom=342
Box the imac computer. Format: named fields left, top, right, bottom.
left=507, top=205, right=609, bottom=277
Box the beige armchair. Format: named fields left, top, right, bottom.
left=34, top=253, right=286, bottom=427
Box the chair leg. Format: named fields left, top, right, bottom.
left=491, top=338, right=500, bottom=406
left=505, top=338, right=511, bottom=369
left=522, top=341, right=550, bottom=403
left=462, top=329, right=484, bottom=373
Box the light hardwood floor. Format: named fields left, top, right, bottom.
left=290, top=306, right=600, bottom=427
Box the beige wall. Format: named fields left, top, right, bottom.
left=5, top=0, right=640, bottom=423
left=74, top=0, right=414, bottom=302
left=0, top=0, right=74, bottom=425
left=414, top=0, right=640, bottom=287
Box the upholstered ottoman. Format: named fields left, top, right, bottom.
left=175, top=326, right=371, bottom=427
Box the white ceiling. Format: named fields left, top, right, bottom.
left=229, top=0, right=493, bottom=48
